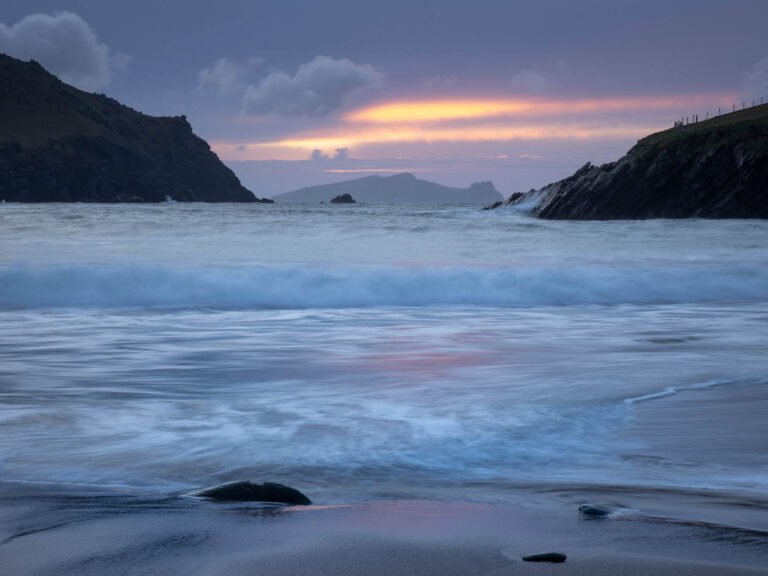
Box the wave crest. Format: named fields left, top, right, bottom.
left=1, top=263, right=766, bottom=310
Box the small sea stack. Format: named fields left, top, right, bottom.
left=330, top=193, right=357, bottom=204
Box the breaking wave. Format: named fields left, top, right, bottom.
left=1, top=263, right=767, bottom=310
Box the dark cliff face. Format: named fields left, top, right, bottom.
left=500, top=104, right=768, bottom=219
left=0, top=54, right=272, bottom=203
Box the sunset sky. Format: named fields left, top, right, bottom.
left=2, top=0, right=767, bottom=196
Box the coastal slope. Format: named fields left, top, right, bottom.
left=0, top=53, right=271, bottom=203
left=273, top=172, right=503, bottom=204
left=497, top=104, right=768, bottom=219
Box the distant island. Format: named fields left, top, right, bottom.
left=272, top=172, right=503, bottom=204
left=330, top=193, right=357, bottom=204
left=489, top=103, right=768, bottom=219
left=0, top=54, right=271, bottom=203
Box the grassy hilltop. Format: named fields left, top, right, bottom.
left=646, top=102, right=768, bottom=143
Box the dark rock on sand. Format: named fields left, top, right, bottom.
left=522, top=552, right=567, bottom=563
left=193, top=481, right=311, bottom=505
left=330, top=193, right=357, bottom=204
left=579, top=504, right=612, bottom=518
left=0, top=53, right=272, bottom=203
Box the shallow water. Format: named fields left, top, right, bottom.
left=0, top=203, right=766, bottom=529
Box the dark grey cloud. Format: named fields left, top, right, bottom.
left=242, top=56, right=382, bottom=117
left=197, top=57, right=264, bottom=97
left=333, top=147, right=349, bottom=160
left=311, top=148, right=349, bottom=161
left=0, top=11, right=123, bottom=91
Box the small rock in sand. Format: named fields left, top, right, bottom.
left=578, top=504, right=612, bottom=518
left=522, top=552, right=567, bottom=563
left=193, top=481, right=311, bottom=505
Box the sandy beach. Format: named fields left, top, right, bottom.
left=1, top=483, right=766, bottom=576
left=2, top=1, right=768, bottom=573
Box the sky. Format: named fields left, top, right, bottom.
left=2, top=0, right=768, bottom=197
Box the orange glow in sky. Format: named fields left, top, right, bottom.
left=271, top=123, right=668, bottom=149
left=345, top=95, right=730, bottom=124
left=213, top=123, right=668, bottom=160
left=215, top=92, right=736, bottom=161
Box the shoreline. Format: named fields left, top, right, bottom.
left=2, top=486, right=766, bottom=575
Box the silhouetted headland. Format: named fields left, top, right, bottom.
left=0, top=53, right=271, bottom=203
left=489, top=103, right=768, bottom=219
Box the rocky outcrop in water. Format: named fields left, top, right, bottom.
left=0, top=53, right=272, bottom=203
left=489, top=104, right=768, bottom=219
left=330, top=193, right=357, bottom=204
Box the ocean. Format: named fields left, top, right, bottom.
left=1, top=203, right=767, bottom=531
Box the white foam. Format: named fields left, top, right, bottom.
left=625, top=377, right=768, bottom=405
left=625, top=386, right=679, bottom=405
left=1, top=262, right=767, bottom=310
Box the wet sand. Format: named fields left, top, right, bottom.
left=1, top=485, right=766, bottom=575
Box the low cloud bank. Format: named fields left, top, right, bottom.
left=242, top=56, right=382, bottom=117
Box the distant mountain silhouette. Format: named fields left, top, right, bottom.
left=273, top=173, right=502, bottom=204
left=0, top=53, right=271, bottom=203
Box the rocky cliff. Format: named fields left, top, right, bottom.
left=494, top=104, right=768, bottom=219
left=0, top=53, right=271, bottom=203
